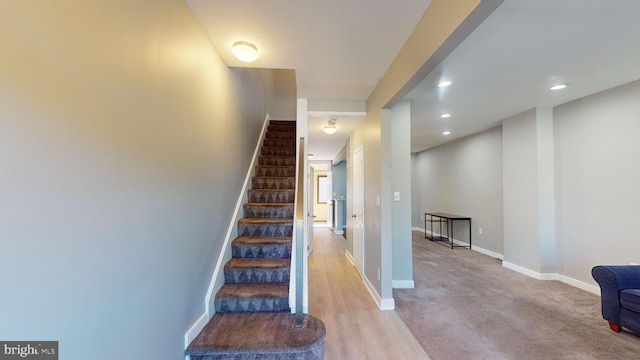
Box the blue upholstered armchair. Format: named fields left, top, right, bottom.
left=592, top=265, right=640, bottom=334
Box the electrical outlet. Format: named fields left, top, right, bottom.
left=394, top=192, right=400, bottom=201
left=479, top=228, right=483, bottom=235
left=420, top=215, right=424, bottom=220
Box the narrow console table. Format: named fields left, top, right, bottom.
left=424, top=212, right=472, bottom=249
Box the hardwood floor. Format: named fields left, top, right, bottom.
left=308, top=227, right=429, bottom=360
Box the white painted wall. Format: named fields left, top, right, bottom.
left=0, top=1, right=280, bottom=359
left=554, top=79, right=640, bottom=283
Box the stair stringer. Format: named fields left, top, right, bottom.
left=184, top=114, right=271, bottom=349
left=205, top=113, right=272, bottom=317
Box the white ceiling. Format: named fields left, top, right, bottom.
left=187, top=0, right=640, bottom=158
left=186, top=0, right=431, bottom=101
left=406, top=0, right=640, bottom=152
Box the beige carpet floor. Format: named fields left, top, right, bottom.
left=394, top=231, right=640, bottom=360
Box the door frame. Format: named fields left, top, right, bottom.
left=352, top=145, right=365, bottom=277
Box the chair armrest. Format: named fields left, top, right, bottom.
left=592, top=265, right=640, bottom=324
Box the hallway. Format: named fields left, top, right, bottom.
left=308, top=228, right=429, bottom=359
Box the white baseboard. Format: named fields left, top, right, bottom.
left=344, top=249, right=355, bottom=266
left=556, top=274, right=600, bottom=295
left=471, top=244, right=504, bottom=260
left=502, top=261, right=600, bottom=295
left=502, top=261, right=550, bottom=280
left=362, top=274, right=395, bottom=310
left=290, top=305, right=309, bottom=313
left=184, top=312, right=207, bottom=350
left=413, top=229, right=598, bottom=295
left=380, top=297, right=396, bottom=311
left=392, top=279, right=415, bottom=289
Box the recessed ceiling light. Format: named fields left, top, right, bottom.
left=443, top=131, right=451, bottom=135
left=438, top=81, right=452, bottom=88
left=441, top=113, right=451, bottom=118
left=550, top=84, right=567, bottom=91
left=232, top=41, right=259, bottom=63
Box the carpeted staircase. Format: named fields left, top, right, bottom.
left=186, top=120, right=326, bottom=360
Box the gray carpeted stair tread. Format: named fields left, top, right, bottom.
left=258, top=155, right=296, bottom=166
left=237, top=218, right=293, bottom=237
left=225, top=258, right=290, bottom=270
left=233, top=236, right=292, bottom=246
left=185, top=313, right=325, bottom=360
left=188, top=119, right=325, bottom=358
left=232, top=236, right=292, bottom=259
left=224, top=259, right=291, bottom=284
left=238, top=218, right=294, bottom=225
left=243, top=203, right=294, bottom=209
left=243, top=203, right=294, bottom=219
left=216, top=283, right=289, bottom=299
left=251, top=176, right=295, bottom=190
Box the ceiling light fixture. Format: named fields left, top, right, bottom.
left=441, top=113, right=451, bottom=118
left=438, top=81, right=452, bottom=88
left=550, top=84, right=567, bottom=91
left=323, top=118, right=337, bottom=135
left=232, top=41, right=259, bottom=63
left=443, top=131, right=451, bottom=135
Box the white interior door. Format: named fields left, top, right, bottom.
left=307, top=166, right=315, bottom=255
left=326, top=171, right=333, bottom=228
left=352, top=145, right=365, bottom=276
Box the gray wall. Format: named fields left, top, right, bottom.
left=554, top=79, right=640, bottom=282
left=502, top=109, right=542, bottom=270
left=412, top=126, right=503, bottom=255
left=412, top=78, right=640, bottom=287
left=391, top=101, right=413, bottom=284
left=0, top=1, right=280, bottom=359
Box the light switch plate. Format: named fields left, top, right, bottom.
left=394, top=192, right=400, bottom=201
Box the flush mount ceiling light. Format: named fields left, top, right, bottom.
left=441, top=113, right=451, bottom=118
left=443, top=131, right=451, bottom=135
left=550, top=84, right=567, bottom=91
left=438, top=80, right=452, bottom=88
left=232, top=41, right=258, bottom=63
left=323, top=118, right=337, bottom=135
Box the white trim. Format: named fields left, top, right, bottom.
left=307, top=110, right=367, bottom=117
left=416, top=227, right=505, bottom=260
left=380, top=297, right=396, bottom=311
left=413, top=230, right=600, bottom=296
left=502, top=261, right=551, bottom=280
left=392, top=280, right=415, bottom=289
left=556, top=274, right=600, bottom=295
left=184, top=312, right=207, bottom=350
left=362, top=275, right=396, bottom=310
left=204, top=114, right=271, bottom=318
left=289, top=305, right=309, bottom=314
left=344, top=249, right=355, bottom=266
left=334, top=229, right=344, bottom=235
left=471, top=244, right=504, bottom=261
left=502, top=261, right=600, bottom=295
